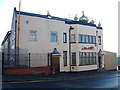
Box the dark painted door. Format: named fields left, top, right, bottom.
left=98, top=56, right=101, bottom=69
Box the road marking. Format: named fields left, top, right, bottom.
left=3, top=75, right=97, bottom=84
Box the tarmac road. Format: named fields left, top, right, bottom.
left=2, top=70, right=119, bottom=89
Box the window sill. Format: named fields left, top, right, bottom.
left=50, top=41, right=58, bottom=43
left=78, top=42, right=96, bottom=44
left=71, top=65, right=77, bottom=66
left=79, top=64, right=97, bottom=66
left=64, top=65, right=67, bottom=67
left=71, top=42, right=76, bottom=44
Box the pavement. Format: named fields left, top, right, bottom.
left=2, top=70, right=118, bottom=83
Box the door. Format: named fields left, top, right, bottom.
left=98, top=56, right=102, bottom=69
left=52, top=56, right=60, bottom=72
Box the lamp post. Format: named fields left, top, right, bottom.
left=69, top=26, right=74, bottom=72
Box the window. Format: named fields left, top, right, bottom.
left=78, top=34, right=82, bottom=43
left=98, top=36, right=101, bottom=45
left=50, top=32, right=57, bottom=42
left=79, top=52, right=96, bottom=66
left=93, top=52, right=96, bottom=64
left=85, top=35, right=89, bottom=43
left=79, top=52, right=83, bottom=65
left=82, top=35, right=85, bottom=43
left=71, top=34, right=76, bottom=43
left=63, top=51, right=67, bottom=66
left=86, top=52, right=89, bottom=65
left=89, top=52, right=93, bottom=64
left=78, top=34, right=96, bottom=44
left=89, top=36, right=93, bottom=43
left=29, top=30, right=37, bottom=41
left=83, top=52, right=86, bottom=65
left=93, top=36, right=96, bottom=43
left=72, top=52, right=76, bottom=66
left=63, top=33, right=67, bottom=43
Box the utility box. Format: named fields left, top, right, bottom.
left=104, top=51, right=117, bottom=70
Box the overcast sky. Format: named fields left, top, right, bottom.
left=0, top=0, right=119, bottom=54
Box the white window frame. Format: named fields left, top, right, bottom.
left=29, top=30, right=37, bottom=41
left=50, top=32, right=58, bottom=42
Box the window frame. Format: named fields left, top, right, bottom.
left=63, top=33, right=67, bottom=43
left=71, top=52, right=76, bottom=66
left=98, top=36, right=101, bottom=45
left=63, top=51, right=67, bottom=66
left=85, top=35, right=89, bottom=43
left=78, top=34, right=82, bottom=43
left=93, top=36, right=96, bottom=44
left=89, top=36, right=92, bottom=43
left=78, top=34, right=96, bottom=44
left=71, top=34, right=76, bottom=43
left=79, top=52, right=97, bottom=66
left=50, top=32, right=58, bottom=42
left=82, top=35, right=85, bottom=43
left=29, top=30, right=37, bottom=41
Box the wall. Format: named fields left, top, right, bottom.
left=4, top=66, right=53, bottom=75
left=18, top=14, right=103, bottom=72
left=19, top=14, right=70, bottom=68
left=104, top=52, right=117, bottom=70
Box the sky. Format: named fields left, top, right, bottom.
left=0, top=0, right=119, bottom=54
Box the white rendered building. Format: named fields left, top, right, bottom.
left=1, top=7, right=104, bottom=73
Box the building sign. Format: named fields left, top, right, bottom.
left=82, top=46, right=94, bottom=50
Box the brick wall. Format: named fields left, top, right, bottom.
left=4, top=66, right=54, bottom=75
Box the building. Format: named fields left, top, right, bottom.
left=104, top=51, right=117, bottom=70
left=1, top=7, right=105, bottom=74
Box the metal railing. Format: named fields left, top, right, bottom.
left=2, top=52, right=48, bottom=68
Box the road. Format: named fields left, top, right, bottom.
left=2, top=70, right=119, bottom=89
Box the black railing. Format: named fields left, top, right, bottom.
left=2, top=52, right=48, bottom=68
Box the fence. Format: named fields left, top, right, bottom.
left=2, top=53, right=49, bottom=68
left=0, top=52, right=2, bottom=74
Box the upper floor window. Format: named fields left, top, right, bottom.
left=79, top=34, right=96, bottom=44
left=98, top=36, right=101, bottom=45
left=71, top=34, right=76, bottom=43
left=89, top=36, right=93, bottom=43
left=63, top=33, right=67, bottom=43
left=78, top=34, right=82, bottom=42
left=82, top=35, right=85, bottom=43
left=50, top=32, right=57, bottom=42
left=29, top=30, right=37, bottom=41
left=85, top=35, right=89, bottom=43
left=93, top=36, right=96, bottom=43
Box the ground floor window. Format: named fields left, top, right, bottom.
left=72, top=52, right=76, bottom=66
left=79, top=52, right=96, bottom=66
left=63, top=51, right=67, bottom=66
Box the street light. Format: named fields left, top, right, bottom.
left=69, top=26, right=74, bottom=72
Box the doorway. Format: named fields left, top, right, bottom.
left=51, top=55, right=60, bottom=73
left=98, top=56, right=102, bottom=69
